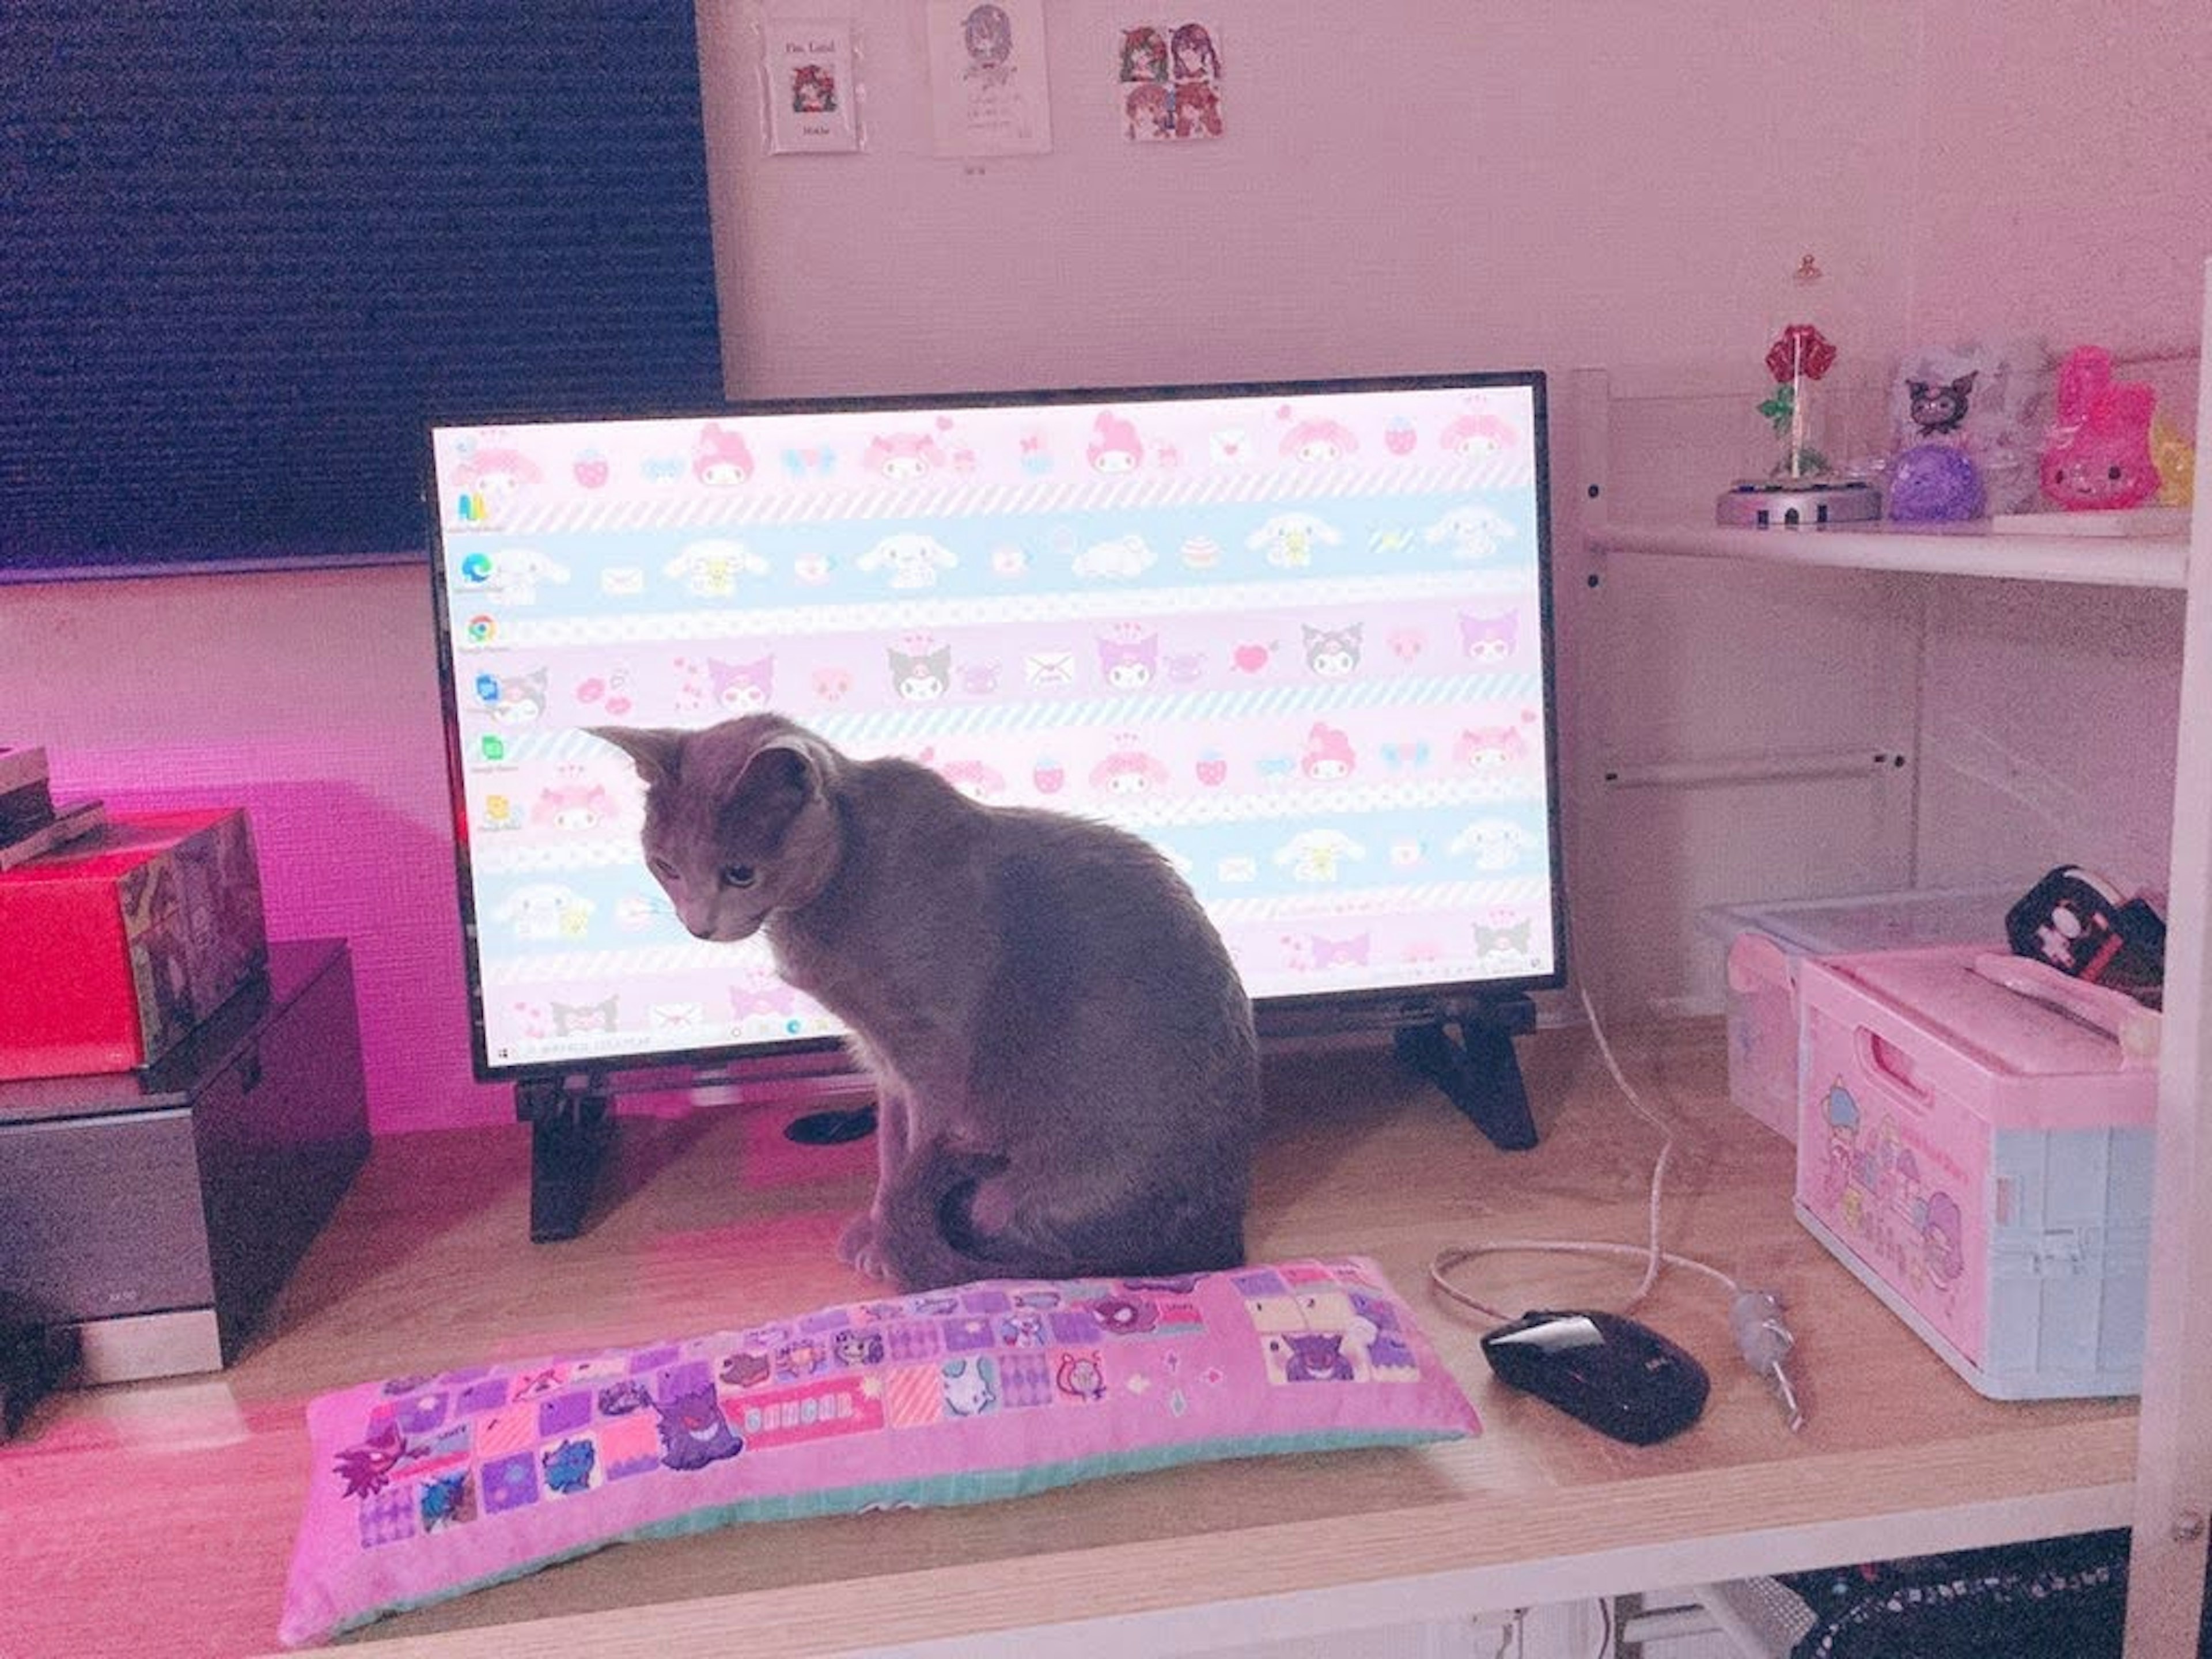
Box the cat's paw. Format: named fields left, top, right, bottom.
left=837, top=1211, right=893, bottom=1281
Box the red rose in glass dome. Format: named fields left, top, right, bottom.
left=1765, top=324, right=1836, bottom=383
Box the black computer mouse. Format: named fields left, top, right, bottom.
left=1479, top=1309, right=1710, bottom=1445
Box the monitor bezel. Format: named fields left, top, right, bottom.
left=427, top=368, right=1566, bottom=1086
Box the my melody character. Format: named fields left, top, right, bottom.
left=1279, top=414, right=1356, bottom=462
left=1245, top=510, right=1342, bottom=568
left=453, top=442, right=542, bottom=520
left=1455, top=714, right=1534, bottom=773
left=2041, top=344, right=2159, bottom=511
left=887, top=637, right=953, bottom=700
left=1301, top=622, right=1363, bottom=677
left=693, top=423, right=755, bottom=485
left=530, top=775, right=618, bottom=831
left=1459, top=609, right=1519, bottom=662
left=937, top=755, right=1006, bottom=800
left=858, top=531, right=958, bottom=588
left=710, top=655, right=774, bottom=712
left=1096, top=624, right=1159, bottom=689
left=1439, top=408, right=1519, bottom=456
left=1087, top=410, right=1145, bottom=474
left=1090, top=737, right=1172, bottom=794
left=1300, top=722, right=1357, bottom=781
left=862, top=429, right=948, bottom=479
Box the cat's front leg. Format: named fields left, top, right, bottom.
left=837, top=1085, right=912, bottom=1281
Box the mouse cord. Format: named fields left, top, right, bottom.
left=1427, top=984, right=1804, bottom=1428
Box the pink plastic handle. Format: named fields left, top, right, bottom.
left=1854, top=1025, right=1936, bottom=1112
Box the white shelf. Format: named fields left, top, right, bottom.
left=1594, top=518, right=2189, bottom=590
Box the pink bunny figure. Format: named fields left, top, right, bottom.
left=2040, top=345, right=2159, bottom=511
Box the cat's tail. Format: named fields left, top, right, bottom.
left=872, top=1138, right=1065, bottom=1293
left=873, top=1135, right=1245, bottom=1293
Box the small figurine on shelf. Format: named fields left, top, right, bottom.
left=1762, top=322, right=1838, bottom=480
left=2150, top=409, right=2196, bottom=507
left=2040, top=345, right=2158, bottom=511
left=1717, top=322, right=1881, bottom=527
left=1887, top=443, right=1986, bottom=522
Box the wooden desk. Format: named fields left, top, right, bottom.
left=2, top=1022, right=2138, bottom=1657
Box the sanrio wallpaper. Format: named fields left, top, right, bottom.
left=434, top=377, right=1560, bottom=1073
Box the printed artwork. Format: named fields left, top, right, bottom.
left=928, top=0, right=1052, bottom=156
left=764, top=18, right=862, bottom=154
left=1118, top=20, right=1223, bottom=142
left=437, top=376, right=1556, bottom=1073
left=1802, top=1073, right=1978, bottom=1358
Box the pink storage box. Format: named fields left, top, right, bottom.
left=1704, top=887, right=2017, bottom=1141
left=1793, top=945, right=2157, bottom=1399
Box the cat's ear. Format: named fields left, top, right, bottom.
left=733, top=738, right=820, bottom=810
left=589, top=726, right=687, bottom=789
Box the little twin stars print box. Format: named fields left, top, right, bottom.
left=1794, top=945, right=2157, bottom=1400
left=278, top=1257, right=1479, bottom=1646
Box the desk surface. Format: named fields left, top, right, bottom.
left=3, top=1021, right=2138, bottom=1657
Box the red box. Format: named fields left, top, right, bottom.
left=0, top=809, right=268, bottom=1080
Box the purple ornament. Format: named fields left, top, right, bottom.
left=1887, top=443, right=1986, bottom=522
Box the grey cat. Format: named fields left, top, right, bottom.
left=591, top=714, right=1264, bottom=1293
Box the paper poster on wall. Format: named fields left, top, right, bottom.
left=927, top=1, right=1052, bottom=156
left=1117, top=20, right=1224, bottom=142
left=763, top=18, right=862, bottom=153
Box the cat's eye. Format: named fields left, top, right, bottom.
left=648, top=857, right=679, bottom=883
left=719, top=863, right=757, bottom=889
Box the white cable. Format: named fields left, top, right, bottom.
left=1428, top=984, right=1743, bottom=1321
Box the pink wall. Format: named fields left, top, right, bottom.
left=5, top=5, right=2207, bottom=1134
left=1907, top=1, right=2212, bottom=353
left=1, top=566, right=510, bottom=1135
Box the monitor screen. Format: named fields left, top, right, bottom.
left=430, top=372, right=1563, bottom=1080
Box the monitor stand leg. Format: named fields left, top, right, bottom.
left=517, top=1075, right=615, bottom=1243
left=1394, top=994, right=1540, bottom=1151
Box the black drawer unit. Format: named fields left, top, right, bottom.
left=0, top=939, right=369, bottom=1381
